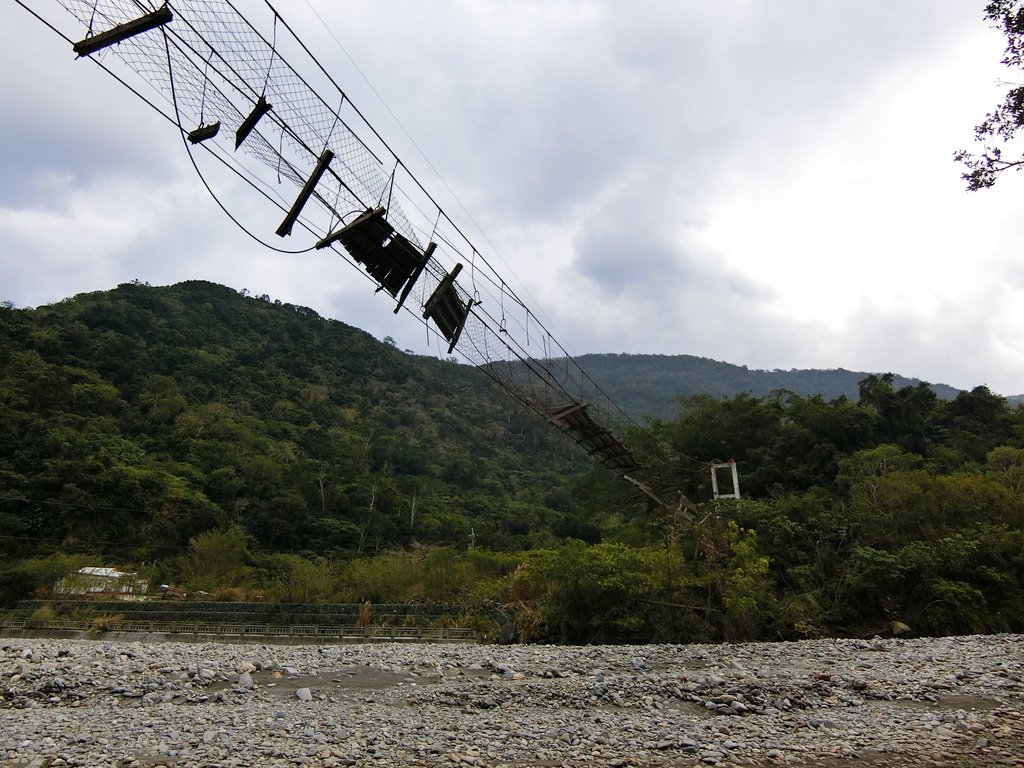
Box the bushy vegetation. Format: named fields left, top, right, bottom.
left=0, top=280, right=582, bottom=562
left=2, top=281, right=1022, bottom=643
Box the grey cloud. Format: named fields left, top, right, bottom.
left=362, top=1, right=982, bottom=228
left=819, top=293, right=1023, bottom=395
left=3, top=0, right=1020, bottom=397
left=571, top=202, right=695, bottom=294
left=0, top=16, right=177, bottom=207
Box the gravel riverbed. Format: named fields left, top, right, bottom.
left=1, top=633, right=1023, bottom=767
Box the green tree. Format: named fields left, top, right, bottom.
left=718, top=521, right=771, bottom=640
left=858, top=374, right=938, bottom=454
left=0, top=553, right=96, bottom=606
left=178, top=525, right=252, bottom=593
left=987, top=445, right=1024, bottom=497
left=935, top=386, right=1014, bottom=462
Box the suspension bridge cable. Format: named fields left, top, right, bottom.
left=25, top=0, right=658, bottom=482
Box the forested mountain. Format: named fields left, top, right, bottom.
left=2, top=280, right=1023, bottom=644
left=0, top=280, right=591, bottom=561
left=575, top=353, right=965, bottom=420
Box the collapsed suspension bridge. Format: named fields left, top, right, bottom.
left=15, top=0, right=703, bottom=515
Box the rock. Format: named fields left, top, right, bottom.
left=0, top=635, right=1019, bottom=767
left=238, top=671, right=254, bottom=689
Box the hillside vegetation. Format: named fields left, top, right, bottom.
left=574, top=353, right=965, bottom=420
left=2, top=281, right=1023, bottom=643
left=0, top=281, right=589, bottom=558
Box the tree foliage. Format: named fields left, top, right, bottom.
left=2, top=281, right=1024, bottom=643
left=0, top=280, right=584, bottom=565
left=956, top=1, right=1024, bottom=189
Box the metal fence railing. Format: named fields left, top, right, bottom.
left=0, top=617, right=476, bottom=642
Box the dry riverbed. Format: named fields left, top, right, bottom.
left=2, top=634, right=1023, bottom=767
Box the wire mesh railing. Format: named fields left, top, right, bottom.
left=1, top=616, right=477, bottom=641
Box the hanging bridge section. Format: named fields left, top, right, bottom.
left=18, top=0, right=646, bottom=477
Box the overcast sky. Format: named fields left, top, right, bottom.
left=3, top=1, right=1023, bottom=396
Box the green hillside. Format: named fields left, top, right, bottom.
left=2, top=280, right=1023, bottom=644
left=0, top=280, right=590, bottom=561
left=574, top=353, right=964, bottom=420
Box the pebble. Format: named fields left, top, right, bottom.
left=0, top=635, right=1022, bottom=766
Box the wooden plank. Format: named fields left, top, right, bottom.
left=276, top=149, right=334, bottom=236
left=235, top=95, right=272, bottom=149
left=422, top=263, right=463, bottom=319
left=395, top=241, right=434, bottom=313
left=187, top=122, right=220, bottom=145
left=317, top=206, right=383, bottom=250
left=73, top=5, right=173, bottom=57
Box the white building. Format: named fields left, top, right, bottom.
left=53, top=567, right=148, bottom=597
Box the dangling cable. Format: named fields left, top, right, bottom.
left=262, top=11, right=278, bottom=99
left=326, top=178, right=344, bottom=231
left=379, top=159, right=398, bottom=209
left=276, top=127, right=284, bottom=183
left=323, top=94, right=344, bottom=155
left=429, top=207, right=441, bottom=242
left=162, top=28, right=314, bottom=255
left=499, top=281, right=508, bottom=334
left=198, top=50, right=212, bottom=125
left=471, top=249, right=480, bottom=304
left=86, top=0, right=97, bottom=37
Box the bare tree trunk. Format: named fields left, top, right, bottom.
left=357, top=480, right=379, bottom=555
left=315, top=459, right=329, bottom=515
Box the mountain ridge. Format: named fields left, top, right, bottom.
left=9, top=281, right=1017, bottom=420
left=571, top=352, right=976, bottom=421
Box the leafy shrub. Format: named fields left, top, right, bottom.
left=177, top=525, right=252, bottom=593
left=0, top=553, right=96, bottom=607
left=89, top=613, right=124, bottom=632
left=28, top=604, right=56, bottom=627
